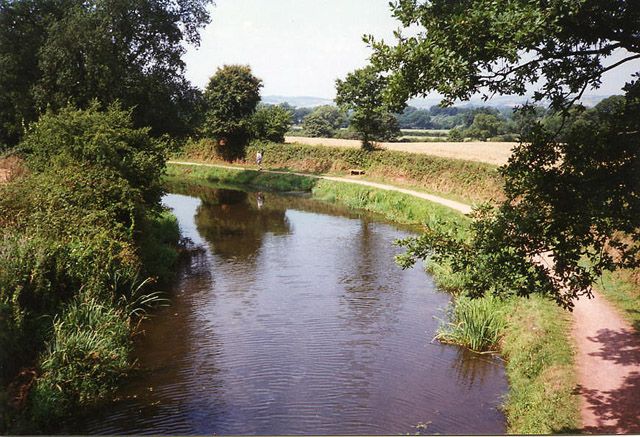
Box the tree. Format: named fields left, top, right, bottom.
left=252, top=104, right=293, bottom=143
left=202, top=65, right=263, bottom=161
left=0, top=0, right=212, bottom=147
left=465, top=113, right=504, bottom=141
left=359, top=0, right=640, bottom=308
left=335, top=66, right=402, bottom=149
left=301, top=105, right=344, bottom=138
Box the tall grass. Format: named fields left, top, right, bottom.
left=29, top=297, right=130, bottom=425
left=436, top=294, right=507, bottom=352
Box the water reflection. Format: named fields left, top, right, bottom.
left=75, top=182, right=508, bottom=435
left=195, top=189, right=291, bottom=260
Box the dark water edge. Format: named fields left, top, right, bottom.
left=70, top=182, right=508, bottom=435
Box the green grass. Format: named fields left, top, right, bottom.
left=595, top=269, right=640, bottom=331
left=167, top=164, right=317, bottom=192
left=180, top=139, right=504, bottom=204
left=501, top=295, right=580, bottom=433
left=426, top=258, right=579, bottom=433
left=166, top=163, right=469, bottom=232
left=312, top=179, right=468, bottom=230
left=436, top=294, right=507, bottom=352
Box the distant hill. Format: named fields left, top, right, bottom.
left=265, top=94, right=613, bottom=109
left=262, top=95, right=334, bottom=107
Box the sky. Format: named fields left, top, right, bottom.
left=183, top=0, right=640, bottom=101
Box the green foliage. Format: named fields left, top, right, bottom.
left=436, top=295, right=507, bottom=352
left=251, top=104, right=293, bottom=143
left=447, top=127, right=464, bottom=141
left=29, top=297, right=131, bottom=425
left=19, top=102, right=166, bottom=206
left=137, top=211, right=181, bottom=285
left=336, top=66, right=401, bottom=149
left=301, top=105, right=345, bottom=138
left=366, top=0, right=639, bottom=109
left=464, top=113, right=504, bottom=141
left=202, top=65, right=263, bottom=161
left=182, top=140, right=505, bottom=204
left=1, top=106, right=179, bottom=429
left=0, top=0, right=212, bottom=145
left=357, top=0, right=640, bottom=306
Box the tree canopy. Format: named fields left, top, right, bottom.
left=366, top=0, right=640, bottom=109
left=0, top=0, right=212, bottom=147
left=202, top=65, right=263, bottom=161
left=359, top=0, right=640, bottom=307
left=336, top=66, right=401, bottom=148
left=301, top=105, right=345, bottom=138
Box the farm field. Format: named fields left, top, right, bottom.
left=285, top=136, right=517, bottom=166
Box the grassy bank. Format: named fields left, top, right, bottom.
left=180, top=139, right=504, bottom=205
left=0, top=106, right=181, bottom=433
left=167, top=163, right=468, bottom=231
left=596, top=269, right=640, bottom=331
left=168, top=161, right=580, bottom=434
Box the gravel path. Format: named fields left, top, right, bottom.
left=285, top=136, right=517, bottom=166
left=169, top=160, right=640, bottom=432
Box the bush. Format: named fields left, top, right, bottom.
left=19, top=102, right=166, bottom=206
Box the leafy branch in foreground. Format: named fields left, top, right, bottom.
left=398, top=86, right=640, bottom=309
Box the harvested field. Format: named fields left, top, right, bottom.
left=285, top=136, right=517, bottom=166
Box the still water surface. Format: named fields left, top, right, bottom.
left=79, top=184, right=507, bottom=435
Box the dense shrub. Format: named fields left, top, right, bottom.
left=19, top=102, right=166, bottom=206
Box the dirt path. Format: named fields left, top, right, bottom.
left=169, top=160, right=640, bottom=432
left=572, top=291, right=640, bottom=433
left=285, top=136, right=517, bottom=166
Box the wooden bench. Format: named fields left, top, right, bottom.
left=349, top=169, right=365, bottom=175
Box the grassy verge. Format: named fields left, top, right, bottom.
left=166, top=161, right=579, bottom=434
left=595, top=269, right=640, bottom=331
left=1, top=168, right=180, bottom=433
left=501, top=295, right=579, bottom=433
left=167, top=163, right=469, bottom=230
left=427, top=259, right=580, bottom=433
left=180, top=139, right=504, bottom=205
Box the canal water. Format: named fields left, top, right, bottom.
left=77, top=183, right=507, bottom=435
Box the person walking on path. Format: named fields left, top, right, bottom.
left=256, top=149, right=263, bottom=170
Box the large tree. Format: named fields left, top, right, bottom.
left=202, top=65, right=262, bottom=161
left=362, top=0, right=640, bottom=308
left=336, top=66, right=401, bottom=149
left=0, top=0, right=211, bottom=147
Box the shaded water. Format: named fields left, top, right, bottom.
left=78, top=184, right=507, bottom=435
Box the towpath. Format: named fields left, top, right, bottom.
left=168, top=160, right=640, bottom=433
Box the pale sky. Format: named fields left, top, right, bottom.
left=183, top=0, right=640, bottom=100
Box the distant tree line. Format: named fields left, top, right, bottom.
left=282, top=100, right=611, bottom=143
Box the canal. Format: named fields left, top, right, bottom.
left=77, top=183, right=507, bottom=435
